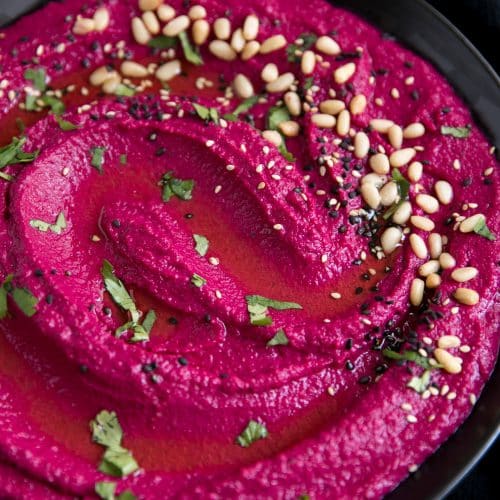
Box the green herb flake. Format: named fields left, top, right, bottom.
left=101, top=260, right=137, bottom=315
left=119, top=154, right=128, bottom=165
left=192, top=103, right=219, bottom=124
left=407, top=370, right=431, bottom=393
left=24, top=68, right=47, bottom=92
left=0, top=275, right=14, bottom=319
left=267, top=328, right=289, bottom=347
left=179, top=31, right=203, bottom=65
left=441, top=125, right=471, bottom=138
left=223, top=95, right=260, bottom=121
left=160, top=171, right=194, bottom=201
left=383, top=168, right=410, bottom=220
left=278, top=141, right=295, bottom=162
left=473, top=217, right=496, bottom=241
left=1, top=275, right=38, bottom=318
left=55, top=115, right=79, bottom=131
left=29, top=211, right=66, bottom=234
left=95, top=481, right=117, bottom=500
left=0, top=136, right=39, bottom=170
left=99, top=447, right=139, bottom=478
left=303, top=77, right=314, bottom=90
left=191, top=273, right=206, bottom=288
left=41, top=94, right=65, bottom=115
left=236, top=420, right=268, bottom=447
left=147, top=35, right=178, bottom=49
left=382, top=349, right=441, bottom=370
left=245, top=295, right=302, bottom=327
left=286, top=33, right=317, bottom=63
left=114, top=84, right=136, bottom=97
left=266, top=106, right=291, bottom=131
left=193, top=234, right=209, bottom=256
left=90, top=147, right=106, bottom=173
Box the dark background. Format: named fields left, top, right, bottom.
left=0, top=0, right=498, bottom=498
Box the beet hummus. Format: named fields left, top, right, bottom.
left=0, top=0, right=498, bottom=498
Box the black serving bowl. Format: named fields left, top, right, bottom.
left=1, top=1, right=499, bottom=498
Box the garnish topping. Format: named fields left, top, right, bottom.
left=236, top=420, right=268, bottom=447
left=95, top=482, right=137, bottom=500
left=55, top=115, right=80, bottom=131
left=383, top=349, right=441, bottom=370
left=267, top=328, right=289, bottom=346
left=473, top=217, right=495, bottom=241
left=286, top=33, right=317, bottom=63
left=407, top=370, right=431, bottom=393
left=30, top=212, right=67, bottom=234
left=147, top=35, right=178, bottom=49
left=193, top=234, right=209, bottom=256
left=1, top=275, right=38, bottom=318
left=191, top=273, right=206, bottom=287
left=90, top=146, right=106, bottom=173
left=179, top=31, right=203, bottom=65
left=192, top=103, right=219, bottom=124
left=383, top=168, right=410, bottom=219
left=223, top=95, right=259, bottom=121
left=440, top=125, right=471, bottom=138
left=245, top=295, right=302, bottom=326
left=160, top=171, right=194, bottom=201
left=0, top=137, right=39, bottom=178
left=266, top=106, right=296, bottom=161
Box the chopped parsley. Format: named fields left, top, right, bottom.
left=383, top=349, right=441, bottom=370
left=193, top=234, right=209, bottom=256
left=147, top=35, right=178, bottom=49
left=473, top=217, right=496, bottom=241
left=303, top=77, right=314, bottom=90
left=407, top=370, right=431, bottom=393
left=267, top=328, right=289, bottom=347
left=191, top=273, right=206, bottom=287
left=286, top=33, right=317, bottom=63
left=265, top=106, right=296, bottom=162
left=0, top=274, right=38, bottom=318
left=223, top=95, right=259, bottom=121
left=90, top=147, right=106, bottom=173
left=90, top=410, right=139, bottom=478
left=119, top=154, right=128, bottom=165
left=179, top=31, right=203, bottom=65
left=40, top=94, right=65, bottom=115
left=24, top=67, right=46, bottom=92
left=55, top=115, right=79, bottom=131
left=441, top=125, right=471, bottom=138
left=192, top=103, right=219, bottom=124
left=245, top=295, right=302, bottom=326
left=114, top=84, right=136, bottom=97
left=29, top=212, right=67, bottom=234
left=236, top=420, right=268, bottom=447
left=383, top=168, right=410, bottom=220
left=0, top=136, right=39, bottom=171
left=160, top=171, right=194, bottom=201
left=95, top=482, right=137, bottom=500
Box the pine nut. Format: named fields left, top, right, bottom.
left=459, top=213, right=484, bottom=233
left=192, top=19, right=210, bottom=45
left=131, top=17, right=151, bottom=45
left=209, top=40, right=237, bottom=61
left=426, top=273, right=441, bottom=288
left=361, top=183, right=381, bottom=209
left=284, top=91, right=301, bottom=117
left=261, top=63, right=279, bottom=83
left=361, top=173, right=387, bottom=188
left=369, top=153, right=390, bottom=174
left=370, top=118, right=394, bottom=133
left=262, top=130, right=282, bottom=147
left=388, top=124, right=403, bottom=149
left=243, top=14, right=259, bottom=40
left=319, top=99, right=345, bottom=115
left=279, top=120, right=300, bottom=137
left=336, top=109, right=350, bottom=136
left=139, top=0, right=162, bottom=11
left=142, top=11, right=160, bottom=35
left=451, top=267, right=478, bottom=283
left=301, top=50, right=316, bottom=75
left=390, top=148, right=416, bottom=167
left=438, top=335, right=461, bottom=349
left=316, top=35, right=341, bottom=55
left=163, top=15, right=190, bottom=37
left=434, top=348, right=462, bottom=374
left=241, top=41, right=260, bottom=61
left=155, top=60, right=181, bottom=81
left=89, top=66, right=117, bottom=86
left=73, top=16, right=95, bottom=35
left=230, top=28, right=245, bottom=53
left=453, top=287, right=479, bottom=305
left=410, top=278, right=425, bottom=306
left=188, top=5, right=206, bottom=20
left=102, top=74, right=121, bottom=94
left=213, top=18, right=231, bottom=40
left=419, top=260, right=440, bottom=277
left=428, top=233, right=442, bottom=259
left=410, top=234, right=428, bottom=259
left=416, top=194, right=440, bottom=214
left=408, top=161, right=423, bottom=182
left=350, top=94, right=367, bottom=115
left=411, top=215, right=435, bottom=232
left=260, top=35, right=287, bottom=54
left=439, top=252, right=456, bottom=269
left=333, top=62, right=356, bottom=84
left=311, top=113, right=336, bottom=128
left=157, top=4, right=175, bottom=22
left=434, top=180, right=453, bottom=205
left=392, top=201, right=412, bottom=225
left=121, top=61, right=148, bottom=78
left=380, top=181, right=398, bottom=206
left=233, top=73, right=254, bottom=99
left=354, top=132, right=370, bottom=158
left=266, top=72, right=294, bottom=93
left=381, top=226, right=402, bottom=254
left=403, top=122, right=426, bottom=139
left=93, top=7, right=110, bottom=32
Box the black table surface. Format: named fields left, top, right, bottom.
left=1, top=0, right=499, bottom=498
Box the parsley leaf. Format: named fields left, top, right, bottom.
left=383, top=168, right=410, bottom=220
left=179, top=31, right=203, bottom=65
left=114, top=84, right=136, bottom=97
left=266, top=106, right=291, bottom=131
left=29, top=212, right=67, bottom=234
left=24, top=68, right=46, bottom=92
left=0, top=136, right=39, bottom=169
left=236, top=420, right=268, bottom=447
left=147, top=35, right=178, bottom=49
left=303, top=77, right=314, bottom=90
left=286, top=33, right=317, bottom=63
left=41, top=95, right=65, bottom=115
left=55, top=115, right=79, bottom=131
left=407, top=370, right=431, bottom=393
left=278, top=141, right=295, bottom=162
left=101, top=260, right=137, bottom=316
left=223, top=95, right=260, bottom=121
left=90, top=147, right=106, bottom=173
left=0, top=275, right=13, bottom=319
left=99, top=447, right=139, bottom=478
left=119, top=154, right=128, bottom=165
left=191, top=273, right=206, bottom=287
left=267, top=328, right=289, bottom=346
left=12, top=287, right=38, bottom=317
left=192, top=103, right=219, bottom=124
left=193, top=234, right=209, bottom=256
left=473, top=217, right=496, bottom=241
left=160, top=171, right=194, bottom=201
left=441, top=125, right=471, bottom=138
left=245, top=295, right=302, bottom=326
left=383, top=349, right=440, bottom=370
left=95, top=481, right=117, bottom=500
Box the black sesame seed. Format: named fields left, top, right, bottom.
left=142, top=361, right=157, bottom=373
left=155, top=146, right=166, bottom=156
left=345, top=338, right=353, bottom=350
left=355, top=287, right=363, bottom=295
left=178, top=356, right=188, bottom=366
left=79, top=364, right=88, bottom=374
left=34, top=269, right=43, bottom=277
left=103, top=307, right=112, bottom=316
left=184, top=213, right=194, bottom=219
left=45, top=294, right=54, bottom=304
left=359, top=375, right=371, bottom=384
left=81, top=58, right=91, bottom=68
left=345, top=360, right=354, bottom=370
left=168, top=317, right=178, bottom=325
left=111, top=219, right=121, bottom=228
